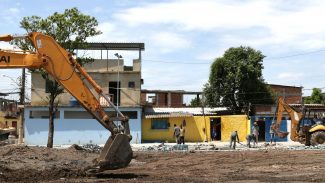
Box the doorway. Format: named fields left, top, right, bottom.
left=256, top=120, right=265, bottom=141
left=109, top=81, right=120, bottom=106
left=210, top=117, right=221, bottom=141
left=11, top=121, right=17, bottom=136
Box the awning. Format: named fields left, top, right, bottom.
left=145, top=112, right=193, bottom=119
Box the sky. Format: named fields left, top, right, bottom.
left=1, top=0, right=325, bottom=102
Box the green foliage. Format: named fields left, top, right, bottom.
left=304, top=88, right=325, bottom=104
left=14, top=8, right=102, bottom=52
left=12, top=8, right=102, bottom=148
left=203, top=46, right=274, bottom=113
left=189, top=97, right=202, bottom=107
left=13, top=7, right=102, bottom=97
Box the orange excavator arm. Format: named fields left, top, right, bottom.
left=272, top=96, right=302, bottom=141
left=0, top=32, right=132, bottom=171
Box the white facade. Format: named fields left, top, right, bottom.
left=24, top=106, right=142, bottom=145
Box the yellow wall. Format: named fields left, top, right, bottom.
left=142, top=115, right=249, bottom=143
left=0, top=111, right=20, bottom=135
left=142, top=116, right=213, bottom=143
left=221, top=115, right=248, bottom=142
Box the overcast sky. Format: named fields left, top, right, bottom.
left=1, top=0, right=325, bottom=101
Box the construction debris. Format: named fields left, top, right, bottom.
left=69, top=144, right=102, bottom=153
left=2, top=144, right=325, bottom=182
left=82, top=144, right=102, bottom=153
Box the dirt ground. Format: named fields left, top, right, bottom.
left=1, top=145, right=325, bottom=182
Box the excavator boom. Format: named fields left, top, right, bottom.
left=272, top=96, right=302, bottom=141
left=0, top=32, right=132, bottom=171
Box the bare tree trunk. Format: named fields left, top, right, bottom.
left=47, top=94, right=55, bottom=148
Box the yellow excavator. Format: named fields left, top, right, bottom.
left=0, top=32, right=132, bottom=171
left=272, top=96, right=325, bottom=146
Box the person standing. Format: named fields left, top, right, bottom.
left=173, top=124, right=180, bottom=144
left=252, top=122, right=260, bottom=145
left=269, top=122, right=276, bottom=145
left=212, top=126, right=217, bottom=141
left=179, top=125, right=185, bottom=144
left=246, top=134, right=256, bottom=148
left=229, top=131, right=240, bottom=149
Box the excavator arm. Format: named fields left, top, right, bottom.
left=0, top=32, right=132, bottom=170
left=272, top=96, right=302, bottom=141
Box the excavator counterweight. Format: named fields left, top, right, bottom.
left=0, top=32, right=132, bottom=171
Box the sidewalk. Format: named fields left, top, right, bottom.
left=131, top=141, right=317, bottom=152
left=44, top=140, right=325, bottom=152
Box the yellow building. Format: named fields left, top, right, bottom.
left=0, top=98, right=20, bottom=136
left=142, top=107, right=249, bottom=143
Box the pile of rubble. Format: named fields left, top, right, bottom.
left=69, top=144, right=102, bottom=153
left=66, top=142, right=325, bottom=153
left=286, top=144, right=325, bottom=150
left=135, top=143, right=231, bottom=152
left=82, top=144, right=102, bottom=153
left=194, top=143, right=218, bottom=151
left=138, top=143, right=190, bottom=152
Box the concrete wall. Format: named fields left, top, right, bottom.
left=83, top=59, right=140, bottom=72
left=220, top=115, right=248, bottom=142
left=24, top=106, right=142, bottom=145
left=31, top=72, right=141, bottom=107
left=142, top=116, right=212, bottom=143
left=250, top=116, right=288, bottom=142
left=31, top=59, right=141, bottom=107
left=142, top=115, right=249, bottom=143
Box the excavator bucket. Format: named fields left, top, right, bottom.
left=275, top=130, right=289, bottom=138
left=96, top=134, right=133, bottom=170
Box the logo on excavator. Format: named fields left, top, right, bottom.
left=0, top=56, right=10, bottom=63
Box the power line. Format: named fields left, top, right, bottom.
left=143, top=59, right=210, bottom=65
left=141, top=48, right=325, bottom=65
left=266, top=49, right=325, bottom=60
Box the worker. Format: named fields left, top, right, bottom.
left=173, top=124, right=180, bottom=144
left=179, top=125, right=185, bottom=144
left=246, top=134, right=256, bottom=148
left=252, top=122, right=259, bottom=145
left=229, top=131, right=240, bottom=149
left=269, top=122, right=276, bottom=145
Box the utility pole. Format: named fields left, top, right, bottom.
left=114, top=53, right=122, bottom=114
left=18, top=68, right=25, bottom=144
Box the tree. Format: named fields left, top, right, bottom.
left=189, top=96, right=202, bottom=107
left=13, top=8, right=102, bottom=147
left=203, top=46, right=274, bottom=113
left=304, top=88, right=325, bottom=104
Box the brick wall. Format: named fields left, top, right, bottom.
left=156, top=93, right=168, bottom=107
left=171, top=93, right=183, bottom=107
left=270, top=84, right=302, bottom=104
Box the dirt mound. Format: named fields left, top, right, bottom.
left=1, top=145, right=325, bottom=182
left=0, top=145, right=97, bottom=182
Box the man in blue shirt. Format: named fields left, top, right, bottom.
left=229, top=131, right=240, bottom=149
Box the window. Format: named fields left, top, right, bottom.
left=29, top=111, right=60, bottom=119
left=151, top=118, right=169, bottom=129
left=128, top=81, right=135, bottom=88
left=122, top=111, right=138, bottom=119
left=64, top=111, right=93, bottom=119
